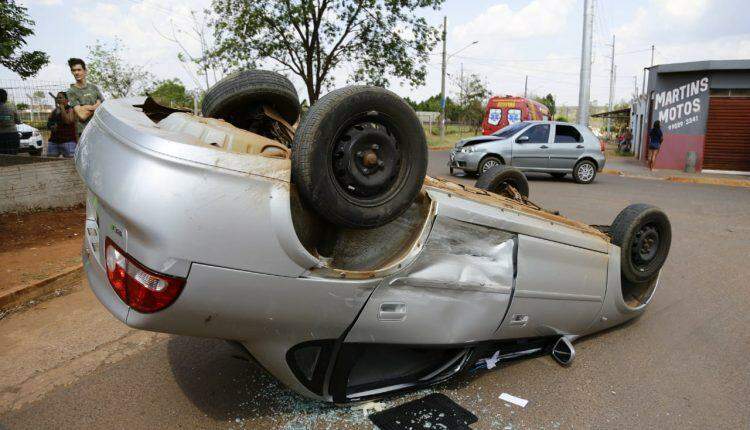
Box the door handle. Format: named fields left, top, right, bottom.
left=540, top=145, right=549, bottom=149
left=576, top=144, right=585, bottom=149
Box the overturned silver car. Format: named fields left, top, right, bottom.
left=75, top=71, right=671, bottom=403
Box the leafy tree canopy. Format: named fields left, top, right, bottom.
left=150, top=79, right=193, bottom=108
left=86, top=39, right=157, bottom=98
left=534, top=93, right=556, bottom=117
left=0, top=0, right=49, bottom=77
left=210, top=0, right=445, bottom=103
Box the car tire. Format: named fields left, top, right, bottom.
left=475, top=165, right=530, bottom=199
left=291, top=86, right=427, bottom=229
left=572, top=159, right=597, bottom=184
left=549, top=172, right=566, bottom=179
left=610, top=203, right=671, bottom=285
left=478, top=156, right=502, bottom=175
left=202, top=70, right=301, bottom=129
left=28, top=148, right=41, bottom=156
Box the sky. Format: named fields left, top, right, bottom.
left=4, top=0, right=750, bottom=106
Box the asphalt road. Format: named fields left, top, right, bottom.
left=2, top=151, right=749, bottom=429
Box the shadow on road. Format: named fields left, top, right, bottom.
left=166, top=336, right=339, bottom=422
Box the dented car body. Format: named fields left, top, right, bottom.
left=76, top=97, right=662, bottom=403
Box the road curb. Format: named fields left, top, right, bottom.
left=601, top=169, right=750, bottom=188
left=0, top=264, right=83, bottom=311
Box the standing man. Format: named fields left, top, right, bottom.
left=47, top=92, right=78, bottom=158
left=66, top=58, right=104, bottom=138
left=0, top=88, right=21, bottom=155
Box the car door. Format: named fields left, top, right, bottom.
left=549, top=124, right=586, bottom=170
left=511, top=124, right=551, bottom=169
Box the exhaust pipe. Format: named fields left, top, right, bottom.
left=551, top=337, right=575, bottom=366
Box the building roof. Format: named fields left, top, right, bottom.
left=590, top=107, right=631, bottom=118
left=652, top=59, right=750, bottom=74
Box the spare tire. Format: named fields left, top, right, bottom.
left=611, top=203, right=671, bottom=284
left=202, top=70, right=300, bottom=129
left=475, top=165, right=530, bottom=199
left=292, top=86, right=427, bottom=229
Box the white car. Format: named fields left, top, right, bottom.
left=18, top=123, right=44, bottom=156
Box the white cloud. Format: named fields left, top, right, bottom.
left=453, top=0, right=576, bottom=41
left=23, top=0, right=63, bottom=5
left=70, top=0, right=212, bottom=90
left=655, top=0, right=710, bottom=21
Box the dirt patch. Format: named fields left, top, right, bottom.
left=0, top=206, right=85, bottom=253
left=0, top=207, right=85, bottom=293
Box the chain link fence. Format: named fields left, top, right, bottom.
left=1, top=79, right=71, bottom=156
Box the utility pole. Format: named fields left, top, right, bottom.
left=633, top=76, right=638, bottom=99
left=651, top=45, right=655, bottom=66
left=607, top=34, right=615, bottom=136
left=459, top=63, right=464, bottom=136
left=439, top=16, right=447, bottom=144
left=577, top=0, right=594, bottom=126
left=524, top=75, right=528, bottom=98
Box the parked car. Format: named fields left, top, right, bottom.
left=76, top=71, right=670, bottom=404
left=449, top=121, right=606, bottom=184
left=17, top=123, right=44, bottom=156
left=481, top=95, right=550, bottom=135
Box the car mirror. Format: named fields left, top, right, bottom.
left=516, top=135, right=530, bottom=143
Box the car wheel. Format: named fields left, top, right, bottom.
left=292, top=86, right=427, bottom=229
left=475, top=165, right=529, bottom=199
left=478, top=156, right=502, bottom=175
left=611, top=204, right=671, bottom=285
left=549, top=172, right=566, bottom=179
left=202, top=70, right=301, bottom=130
left=572, top=159, right=597, bottom=184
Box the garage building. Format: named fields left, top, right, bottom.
left=631, top=59, right=750, bottom=172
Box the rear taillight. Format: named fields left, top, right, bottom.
left=600, top=140, right=606, bottom=152
left=105, top=238, right=185, bottom=313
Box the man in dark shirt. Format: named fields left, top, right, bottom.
left=47, top=92, right=78, bottom=158
left=0, top=88, right=21, bottom=155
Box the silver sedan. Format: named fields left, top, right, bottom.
left=450, top=121, right=607, bottom=184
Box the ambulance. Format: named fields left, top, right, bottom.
left=482, top=96, right=551, bottom=135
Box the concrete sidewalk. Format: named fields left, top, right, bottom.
left=603, top=155, right=750, bottom=187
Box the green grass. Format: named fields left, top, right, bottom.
left=423, top=124, right=481, bottom=148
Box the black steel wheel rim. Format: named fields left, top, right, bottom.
left=328, top=112, right=408, bottom=206
left=631, top=223, right=660, bottom=271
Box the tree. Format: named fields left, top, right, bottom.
left=409, top=94, right=460, bottom=121
left=455, top=73, right=490, bottom=133
left=210, top=0, right=445, bottom=103
left=534, top=93, right=556, bottom=117
left=155, top=10, right=228, bottom=91
left=0, top=1, right=48, bottom=77
left=150, top=79, right=192, bottom=108
left=15, top=102, right=29, bottom=111
left=86, top=39, right=157, bottom=98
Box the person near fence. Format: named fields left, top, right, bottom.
left=47, top=92, right=78, bottom=158
left=0, top=88, right=21, bottom=155
left=66, top=58, right=104, bottom=138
